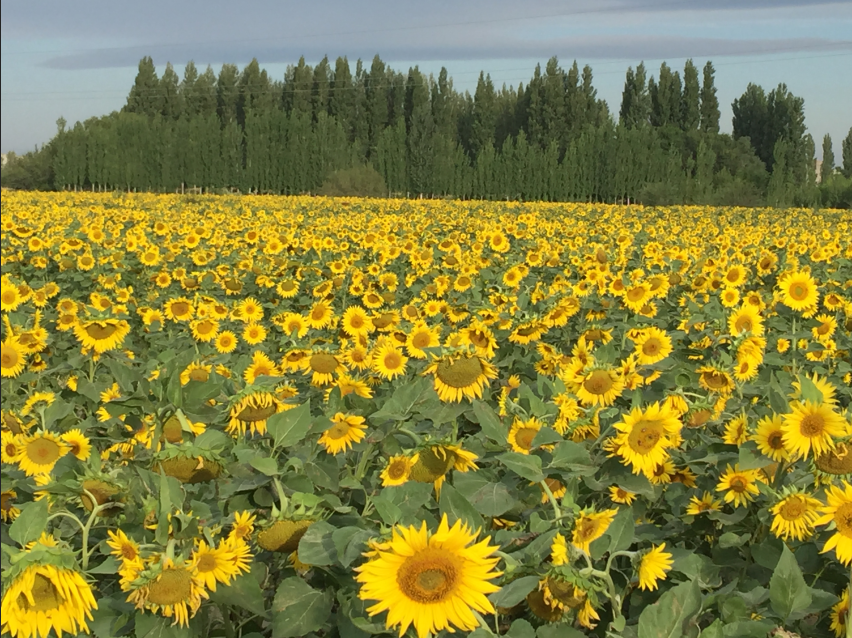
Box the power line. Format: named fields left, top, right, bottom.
left=1, top=50, right=848, bottom=103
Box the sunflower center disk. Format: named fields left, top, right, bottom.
left=310, top=354, right=338, bottom=374
left=196, top=554, right=218, bottom=573
left=387, top=461, right=408, bottom=480
left=412, top=333, right=431, bottom=348
left=779, top=498, right=807, bottom=521
left=790, top=284, right=808, bottom=301
left=642, top=339, right=661, bottom=355
left=815, top=445, right=852, bottom=475
left=27, top=439, right=62, bottom=465
left=729, top=478, right=747, bottom=493
left=436, top=357, right=483, bottom=389
left=147, top=569, right=194, bottom=606
left=85, top=323, right=119, bottom=339
left=836, top=504, right=852, bottom=538
left=799, top=414, right=825, bottom=437
left=628, top=421, right=664, bottom=454
left=325, top=422, right=352, bottom=440
left=18, top=574, right=63, bottom=612
left=515, top=428, right=538, bottom=451
left=583, top=370, right=613, bottom=395
left=397, top=551, right=459, bottom=603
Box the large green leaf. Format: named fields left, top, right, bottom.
left=498, top=452, right=544, bottom=482
left=471, top=400, right=507, bottom=443
left=272, top=577, right=332, bottom=637
left=439, top=484, right=483, bottom=529
left=297, top=520, right=337, bottom=566
left=637, top=579, right=702, bottom=638
left=8, top=499, right=49, bottom=546
left=208, top=569, right=268, bottom=617
left=134, top=614, right=192, bottom=638
left=606, top=506, right=635, bottom=554
left=267, top=400, right=313, bottom=448
left=454, top=472, right=513, bottom=517
left=488, top=575, right=540, bottom=608
left=769, top=544, right=812, bottom=622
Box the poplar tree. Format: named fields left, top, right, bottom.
left=821, top=134, right=834, bottom=183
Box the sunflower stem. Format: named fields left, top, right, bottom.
left=355, top=443, right=375, bottom=481
left=771, top=460, right=787, bottom=491
left=272, top=477, right=289, bottom=512
left=539, top=480, right=562, bottom=520
left=219, top=605, right=236, bottom=638
left=79, top=489, right=125, bottom=570
left=395, top=427, right=421, bottom=446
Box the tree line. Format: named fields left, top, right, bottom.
left=3, top=55, right=851, bottom=207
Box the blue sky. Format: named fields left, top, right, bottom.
left=2, top=0, right=850, bottom=158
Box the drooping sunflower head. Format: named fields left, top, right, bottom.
left=428, top=354, right=497, bottom=403
left=126, top=556, right=208, bottom=627
left=256, top=518, right=315, bottom=553
left=812, top=443, right=852, bottom=485
left=72, top=318, right=131, bottom=353
left=2, top=562, right=98, bottom=636
left=318, top=413, right=367, bottom=455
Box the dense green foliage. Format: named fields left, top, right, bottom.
left=2, top=55, right=850, bottom=207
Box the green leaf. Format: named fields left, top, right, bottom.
left=297, top=520, right=337, bottom=566
left=769, top=544, right=812, bottom=622
left=250, top=455, right=279, bottom=476
left=531, top=427, right=563, bottom=448
left=489, top=575, right=540, bottom=608
left=88, top=556, right=119, bottom=574
left=107, top=358, right=136, bottom=392
left=471, top=400, right=507, bottom=443
left=267, top=400, right=313, bottom=448
left=371, top=493, right=402, bottom=525
left=737, top=442, right=770, bottom=470
left=209, top=570, right=268, bottom=617
left=9, top=499, right=49, bottom=546
left=272, top=577, right=332, bottom=637
left=637, top=579, right=702, bottom=638
left=498, top=452, right=544, bottom=482
left=134, top=614, right=192, bottom=638
left=439, top=484, right=483, bottom=530
left=506, top=619, right=536, bottom=638
left=548, top=441, right=592, bottom=470
left=718, top=532, right=750, bottom=548
left=796, top=374, right=824, bottom=403
left=607, top=507, right=635, bottom=554
left=537, top=625, right=585, bottom=638
left=454, top=473, right=513, bottom=517
left=332, top=527, right=375, bottom=568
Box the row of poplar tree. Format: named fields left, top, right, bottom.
left=19, top=55, right=852, bottom=205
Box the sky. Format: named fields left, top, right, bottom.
left=2, top=0, right=851, bottom=159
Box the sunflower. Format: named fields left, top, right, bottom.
left=1, top=281, right=23, bottom=311
left=790, top=372, right=838, bottom=405
left=61, top=429, right=92, bottom=460
left=637, top=544, right=673, bottom=591
left=423, top=354, right=494, bottom=403
left=302, top=351, right=346, bottom=386
left=696, top=366, right=735, bottom=395
left=227, top=391, right=283, bottom=437
left=728, top=305, right=764, bottom=337
left=191, top=540, right=243, bottom=592
left=17, top=431, right=70, bottom=476
left=189, top=318, right=219, bottom=343
left=686, top=491, right=722, bottom=515
left=769, top=490, right=822, bottom=541
left=256, top=519, right=314, bottom=552
left=1, top=489, right=20, bottom=522
left=381, top=454, right=418, bottom=487
left=777, top=270, right=819, bottom=311
left=306, top=301, right=333, bottom=329
left=242, top=322, right=267, bottom=346
left=318, top=413, right=367, bottom=454
left=355, top=515, right=501, bottom=638
left=1, top=337, right=27, bottom=378
left=550, top=533, right=569, bottom=566
left=2, top=431, right=22, bottom=463
left=410, top=444, right=478, bottom=495
left=229, top=511, right=257, bottom=541
left=508, top=416, right=546, bottom=454
left=214, top=331, right=238, bottom=354
left=180, top=361, right=212, bottom=386
left=107, top=529, right=142, bottom=565
left=815, top=481, right=852, bottom=566
left=126, top=556, right=208, bottom=627
left=73, top=318, right=130, bottom=353
left=236, top=297, right=264, bottom=323
left=277, top=313, right=308, bottom=338
left=830, top=588, right=848, bottom=638
left=243, top=350, right=281, bottom=384
left=0, top=562, right=97, bottom=638
left=164, top=297, right=195, bottom=322
left=573, top=367, right=624, bottom=407
left=277, top=279, right=299, bottom=298
left=611, top=402, right=682, bottom=478
left=609, top=486, right=637, bottom=505
left=723, top=415, right=749, bottom=446
left=633, top=327, right=673, bottom=365
left=716, top=464, right=761, bottom=508
left=752, top=414, right=790, bottom=462
left=406, top=322, right=441, bottom=359
left=372, top=342, right=408, bottom=380
left=572, top=508, right=617, bottom=553
left=782, top=401, right=846, bottom=460
left=813, top=443, right=852, bottom=484
left=341, top=306, right=374, bottom=338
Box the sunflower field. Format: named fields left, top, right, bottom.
left=1, top=191, right=851, bottom=638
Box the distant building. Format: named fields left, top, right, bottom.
left=815, top=159, right=823, bottom=183
left=0, top=154, right=8, bottom=168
